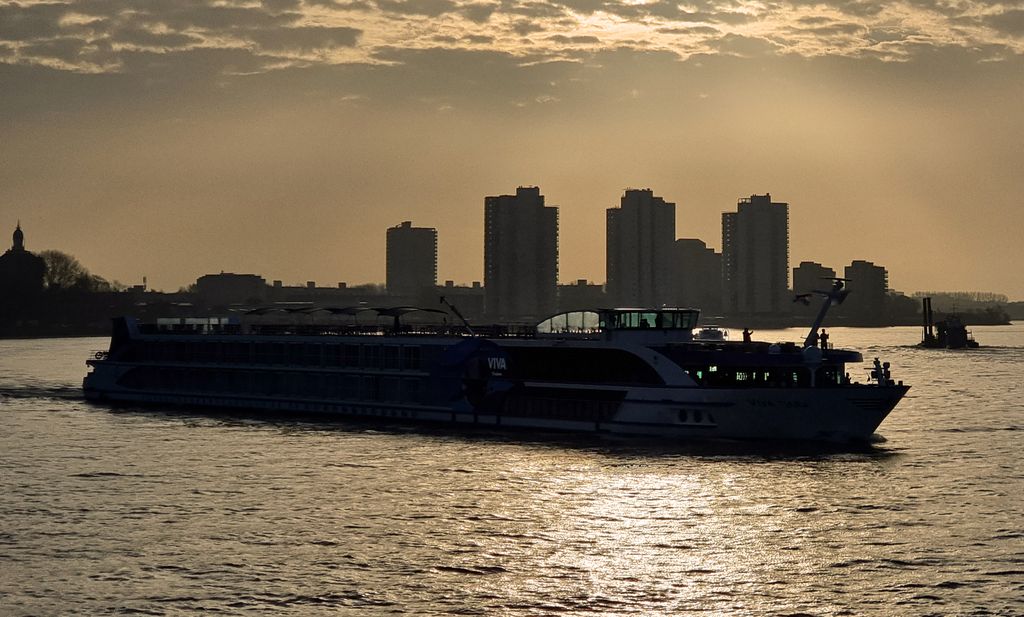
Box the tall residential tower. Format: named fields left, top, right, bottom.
left=606, top=188, right=676, bottom=308
left=672, top=238, right=722, bottom=314
left=484, top=186, right=558, bottom=321
left=722, top=193, right=789, bottom=316
left=386, top=221, right=438, bottom=297
left=842, top=260, right=888, bottom=323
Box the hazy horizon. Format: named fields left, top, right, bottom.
left=2, top=0, right=1022, bottom=299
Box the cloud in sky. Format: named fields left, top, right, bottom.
left=0, top=0, right=1021, bottom=76
left=1, top=0, right=1023, bottom=297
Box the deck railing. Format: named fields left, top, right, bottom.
left=137, top=323, right=539, bottom=338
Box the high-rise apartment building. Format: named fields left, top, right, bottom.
left=386, top=221, right=437, bottom=297
left=842, top=260, right=888, bottom=323
left=484, top=186, right=558, bottom=321
left=606, top=188, right=676, bottom=307
left=672, top=238, right=722, bottom=314
left=721, top=193, right=789, bottom=316
left=793, top=261, right=836, bottom=295
left=792, top=260, right=835, bottom=316
left=557, top=279, right=607, bottom=313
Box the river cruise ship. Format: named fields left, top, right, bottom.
left=84, top=299, right=909, bottom=442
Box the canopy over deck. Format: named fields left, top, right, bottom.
left=536, top=308, right=700, bottom=335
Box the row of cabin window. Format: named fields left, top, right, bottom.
left=684, top=366, right=844, bottom=387
left=122, top=367, right=426, bottom=403
left=502, top=396, right=618, bottom=421
left=504, top=347, right=664, bottom=385
left=135, top=342, right=423, bottom=370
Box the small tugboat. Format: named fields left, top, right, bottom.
left=920, top=297, right=980, bottom=349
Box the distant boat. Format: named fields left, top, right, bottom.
left=693, top=326, right=729, bottom=341
left=920, top=297, right=980, bottom=349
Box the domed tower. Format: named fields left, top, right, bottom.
left=0, top=221, right=46, bottom=296
left=13, top=221, right=25, bottom=251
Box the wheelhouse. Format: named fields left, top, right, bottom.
left=604, top=309, right=699, bottom=331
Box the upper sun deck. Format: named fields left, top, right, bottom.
left=121, top=307, right=702, bottom=342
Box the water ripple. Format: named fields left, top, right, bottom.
left=1, top=331, right=1023, bottom=615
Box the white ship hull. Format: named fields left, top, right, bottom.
left=84, top=361, right=905, bottom=442
left=83, top=310, right=908, bottom=443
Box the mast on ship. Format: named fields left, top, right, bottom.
left=440, top=295, right=475, bottom=335
left=795, top=278, right=850, bottom=348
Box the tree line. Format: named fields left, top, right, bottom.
left=38, top=250, right=124, bottom=292
left=910, top=291, right=1009, bottom=309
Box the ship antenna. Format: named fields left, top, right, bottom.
left=800, top=278, right=850, bottom=347
left=440, top=295, right=475, bottom=336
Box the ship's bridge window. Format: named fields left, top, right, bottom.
left=606, top=309, right=699, bottom=331
left=610, top=311, right=658, bottom=329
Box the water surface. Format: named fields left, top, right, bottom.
left=1, top=325, right=1022, bottom=615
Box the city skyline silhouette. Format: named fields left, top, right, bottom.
left=2, top=201, right=1019, bottom=331
left=4, top=177, right=1022, bottom=303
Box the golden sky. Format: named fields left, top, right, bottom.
left=2, top=0, right=1023, bottom=298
